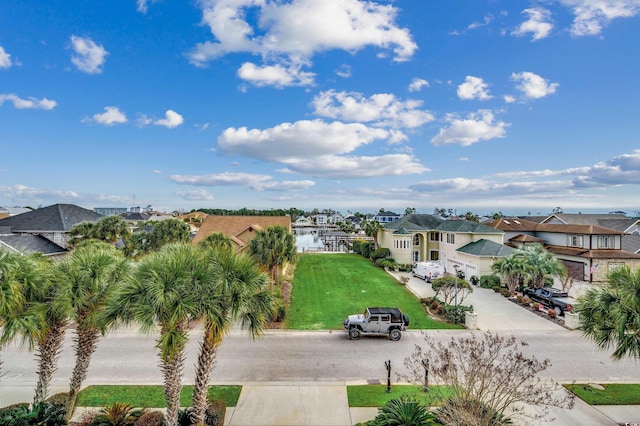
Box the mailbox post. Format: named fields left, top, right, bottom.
left=385, top=360, right=391, bottom=393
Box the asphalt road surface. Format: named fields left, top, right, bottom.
left=2, top=326, right=639, bottom=391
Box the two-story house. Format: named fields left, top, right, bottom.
left=487, top=218, right=640, bottom=283
left=373, top=211, right=402, bottom=224
left=378, top=214, right=513, bottom=279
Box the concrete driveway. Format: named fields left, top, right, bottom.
left=393, top=272, right=565, bottom=331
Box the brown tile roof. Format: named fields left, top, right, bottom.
left=192, top=215, right=292, bottom=249
left=545, top=245, right=640, bottom=259
left=508, top=234, right=545, bottom=243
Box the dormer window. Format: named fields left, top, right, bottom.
left=567, top=235, right=583, bottom=247
left=598, top=236, right=615, bottom=249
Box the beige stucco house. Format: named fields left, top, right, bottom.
left=378, top=214, right=513, bottom=279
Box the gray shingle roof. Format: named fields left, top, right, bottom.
left=457, top=239, right=514, bottom=257
left=383, top=214, right=444, bottom=231
left=0, top=204, right=102, bottom=232
left=0, top=234, right=68, bottom=256
left=435, top=219, right=503, bottom=234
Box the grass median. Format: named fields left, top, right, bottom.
left=285, top=253, right=461, bottom=330
left=76, top=385, right=242, bottom=407
left=565, top=383, right=640, bottom=405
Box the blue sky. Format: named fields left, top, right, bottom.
left=1, top=0, right=639, bottom=215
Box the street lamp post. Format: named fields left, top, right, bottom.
left=453, top=264, right=460, bottom=322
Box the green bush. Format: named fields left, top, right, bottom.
left=0, top=402, right=67, bottom=426
left=270, top=287, right=287, bottom=322
left=500, top=288, right=511, bottom=297
left=470, top=275, right=479, bottom=286
left=370, top=247, right=391, bottom=260
left=366, top=395, right=438, bottom=426
left=480, top=274, right=501, bottom=289
left=91, top=401, right=145, bottom=426
left=352, top=240, right=374, bottom=258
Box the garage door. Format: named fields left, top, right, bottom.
left=562, top=260, right=584, bottom=281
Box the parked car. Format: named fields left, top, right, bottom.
left=343, top=307, right=409, bottom=341
left=522, top=287, right=577, bottom=316
left=412, top=261, right=445, bottom=282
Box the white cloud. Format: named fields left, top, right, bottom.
left=170, top=172, right=315, bottom=191
left=431, top=110, right=509, bottom=146
left=176, top=188, right=215, bottom=201
left=503, top=95, right=516, bottom=103
left=512, top=7, right=553, bottom=41
left=560, top=0, right=640, bottom=36
left=70, top=35, right=108, bottom=74
left=188, top=0, right=417, bottom=73
left=467, top=14, right=494, bottom=30
left=0, top=46, right=12, bottom=68
left=154, top=110, right=184, bottom=128
left=278, top=154, right=428, bottom=178
left=136, top=114, right=152, bottom=126
left=87, top=106, right=127, bottom=125
left=335, top=64, right=352, bottom=78
left=218, top=119, right=389, bottom=161
left=0, top=94, right=57, bottom=110
left=237, top=61, right=315, bottom=87
left=457, top=76, right=492, bottom=100
left=136, top=0, right=158, bottom=14
left=217, top=119, right=428, bottom=178
left=511, top=71, right=559, bottom=99
left=311, top=90, right=434, bottom=129
left=408, top=78, right=429, bottom=92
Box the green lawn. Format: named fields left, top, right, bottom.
left=347, top=385, right=452, bottom=407
left=565, top=383, right=640, bottom=405
left=76, top=385, right=242, bottom=407
left=285, top=254, right=461, bottom=330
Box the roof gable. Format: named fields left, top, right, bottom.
left=0, top=204, right=103, bottom=232
left=457, top=239, right=514, bottom=257
left=383, top=214, right=443, bottom=231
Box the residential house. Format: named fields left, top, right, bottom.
left=538, top=213, right=640, bottom=255
left=314, top=214, right=328, bottom=226
left=0, top=203, right=103, bottom=250
left=486, top=218, right=640, bottom=283
left=192, top=215, right=292, bottom=253
left=328, top=213, right=344, bottom=224
left=94, top=207, right=128, bottom=216
left=378, top=214, right=512, bottom=278
left=373, top=211, right=402, bottom=224
left=0, top=207, right=32, bottom=219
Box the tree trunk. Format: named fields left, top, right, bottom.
left=192, top=331, right=222, bottom=425
left=65, top=326, right=100, bottom=420
left=162, top=348, right=186, bottom=426
left=34, top=322, right=67, bottom=404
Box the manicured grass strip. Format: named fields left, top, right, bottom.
left=76, top=385, right=241, bottom=408
left=565, top=383, right=640, bottom=405
left=347, top=385, right=452, bottom=407
left=286, top=254, right=462, bottom=330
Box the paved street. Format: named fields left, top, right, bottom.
left=2, top=274, right=640, bottom=424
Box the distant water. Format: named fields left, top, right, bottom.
left=295, top=234, right=325, bottom=252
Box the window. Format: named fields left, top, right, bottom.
left=430, top=251, right=439, bottom=261
left=567, top=235, right=583, bottom=247
left=380, top=315, right=390, bottom=322
left=598, top=236, right=615, bottom=249
left=446, top=233, right=455, bottom=244
left=369, top=316, right=379, bottom=322
left=413, top=234, right=420, bottom=246
left=430, top=232, right=439, bottom=241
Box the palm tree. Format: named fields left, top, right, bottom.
left=0, top=251, right=68, bottom=404
left=104, top=243, right=206, bottom=426
left=190, top=248, right=273, bottom=424
left=362, top=219, right=382, bottom=249
left=513, top=244, right=566, bottom=288
left=577, top=266, right=640, bottom=360
left=53, top=242, right=131, bottom=419
left=491, top=255, right=527, bottom=294
left=91, top=215, right=131, bottom=244
left=248, top=225, right=296, bottom=287
left=198, top=232, right=233, bottom=252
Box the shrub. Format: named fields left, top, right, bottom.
left=548, top=309, right=557, bottom=319
left=480, top=274, right=501, bottom=289
left=500, top=288, right=511, bottom=297
left=436, top=397, right=513, bottom=426
left=352, top=240, right=374, bottom=258
left=470, top=275, right=479, bottom=286
left=532, top=302, right=541, bottom=311
left=135, top=411, right=165, bottom=426
left=521, top=296, right=531, bottom=306
left=516, top=294, right=523, bottom=303
left=0, top=402, right=67, bottom=426
left=204, top=399, right=226, bottom=426
left=370, top=247, right=391, bottom=260
left=91, top=402, right=144, bottom=426
left=368, top=395, right=437, bottom=426
left=430, top=300, right=440, bottom=311
left=493, top=286, right=501, bottom=292
left=270, top=287, right=287, bottom=322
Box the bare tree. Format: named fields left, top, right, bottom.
left=399, top=331, right=574, bottom=425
